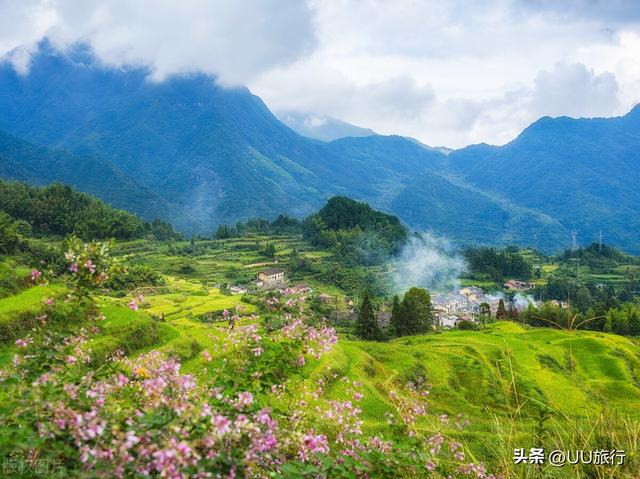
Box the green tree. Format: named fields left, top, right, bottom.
left=355, top=294, right=380, bottom=341
left=0, top=212, right=21, bottom=255
left=496, top=299, right=508, bottom=320
left=390, top=295, right=402, bottom=337
left=575, top=286, right=593, bottom=312
left=396, top=287, right=433, bottom=336
left=479, top=302, right=491, bottom=326
left=262, top=243, right=276, bottom=259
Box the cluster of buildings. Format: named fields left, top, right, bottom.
left=433, top=286, right=542, bottom=329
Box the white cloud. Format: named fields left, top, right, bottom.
left=1, top=0, right=639, bottom=147
left=530, top=62, right=619, bottom=118
left=0, top=0, right=315, bottom=84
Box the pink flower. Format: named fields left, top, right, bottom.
left=299, top=433, right=329, bottom=461
left=65, top=355, right=77, bottom=364
left=251, top=347, right=263, bottom=357
left=31, top=269, right=42, bottom=281
left=69, top=263, right=79, bottom=273
left=223, top=309, right=229, bottom=318
left=202, top=350, right=212, bottom=362
left=85, top=259, right=96, bottom=273
left=15, top=338, right=29, bottom=348
left=128, top=301, right=139, bottom=311
left=297, top=355, right=305, bottom=367
left=353, top=392, right=363, bottom=401
left=212, top=415, right=231, bottom=435
left=235, top=391, right=254, bottom=409
left=44, top=297, right=54, bottom=306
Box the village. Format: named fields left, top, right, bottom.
left=232, top=267, right=570, bottom=330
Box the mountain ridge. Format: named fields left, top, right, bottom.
left=0, top=43, right=639, bottom=252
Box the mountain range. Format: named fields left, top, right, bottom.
left=0, top=42, right=638, bottom=253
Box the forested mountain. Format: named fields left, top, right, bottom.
left=0, top=42, right=638, bottom=252
left=445, top=109, right=640, bottom=251
left=0, top=129, right=175, bottom=222
left=0, top=180, right=180, bottom=240
left=0, top=43, right=447, bottom=233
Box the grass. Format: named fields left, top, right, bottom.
left=1, top=237, right=639, bottom=476
left=129, top=276, right=256, bottom=321
left=309, top=322, right=640, bottom=474
left=0, top=284, right=63, bottom=318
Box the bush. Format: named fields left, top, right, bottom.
left=456, top=319, right=476, bottom=330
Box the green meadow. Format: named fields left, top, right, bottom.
left=1, top=234, right=639, bottom=477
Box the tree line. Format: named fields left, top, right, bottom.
left=463, top=246, right=533, bottom=281
left=0, top=180, right=181, bottom=241
left=355, top=287, right=434, bottom=341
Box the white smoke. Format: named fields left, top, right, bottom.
left=391, top=233, right=466, bottom=293
left=512, top=293, right=537, bottom=311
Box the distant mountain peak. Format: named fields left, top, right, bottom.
left=277, top=111, right=376, bottom=142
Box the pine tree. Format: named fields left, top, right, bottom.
left=390, top=294, right=402, bottom=337
left=355, top=294, right=380, bottom=340
left=496, top=299, right=508, bottom=320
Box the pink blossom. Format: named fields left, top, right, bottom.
left=15, top=338, right=29, bottom=348
left=251, top=347, right=263, bottom=357
left=212, top=415, right=231, bottom=435
left=44, top=297, right=54, bottom=306
left=235, top=391, right=254, bottom=409
left=297, top=355, right=305, bottom=367
left=202, top=350, right=212, bottom=362
left=299, top=433, right=329, bottom=461
left=128, top=300, right=139, bottom=311
left=31, top=269, right=42, bottom=281
left=84, top=259, right=96, bottom=273
left=69, top=263, right=79, bottom=273
left=65, top=355, right=77, bottom=364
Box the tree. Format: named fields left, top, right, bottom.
left=479, top=302, right=491, bottom=326
left=390, top=295, right=402, bottom=337
left=575, top=286, right=593, bottom=312
left=395, top=287, right=433, bottom=337
left=496, top=299, right=508, bottom=320
left=0, top=212, right=21, bottom=255
left=355, top=294, right=380, bottom=341
left=262, top=243, right=276, bottom=259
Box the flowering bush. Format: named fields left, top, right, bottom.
left=63, top=236, right=119, bottom=298
left=1, top=239, right=495, bottom=478
left=2, top=309, right=497, bottom=478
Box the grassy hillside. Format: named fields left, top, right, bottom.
left=1, top=226, right=638, bottom=477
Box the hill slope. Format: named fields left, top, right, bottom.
left=446, top=110, right=640, bottom=251
left=0, top=43, right=449, bottom=233
left=0, top=129, right=177, bottom=222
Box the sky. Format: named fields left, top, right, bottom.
left=1, top=0, right=639, bottom=148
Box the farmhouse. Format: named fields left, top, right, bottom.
left=286, top=283, right=313, bottom=295
left=503, top=279, right=536, bottom=291
left=256, top=268, right=286, bottom=288
left=318, top=293, right=332, bottom=303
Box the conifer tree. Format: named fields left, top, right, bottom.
left=355, top=293, right=380, bottom=340
left=390, top=294, right=402, bottom=337
left=496, top=298, right=508, bottom=320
